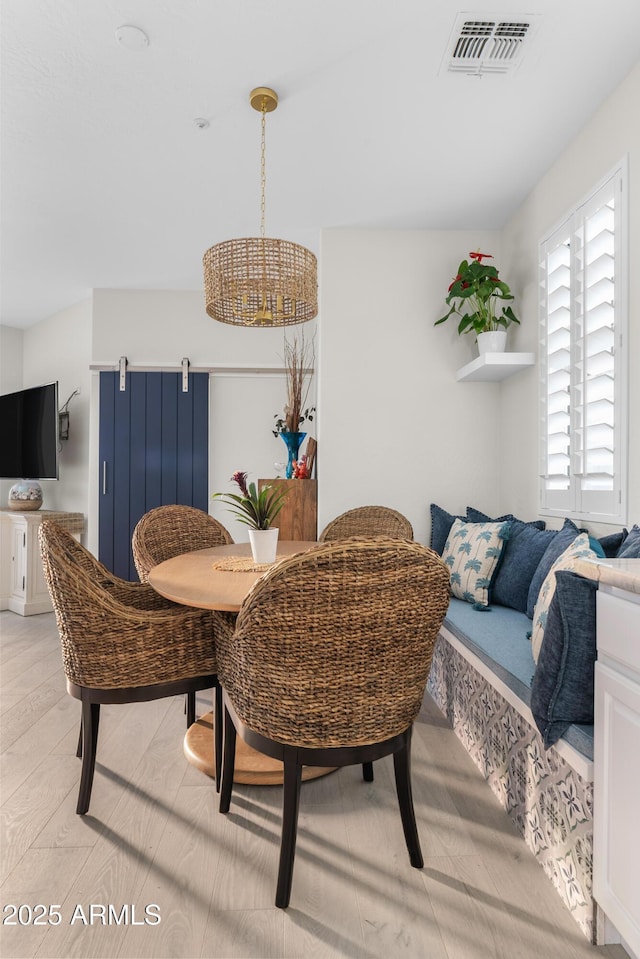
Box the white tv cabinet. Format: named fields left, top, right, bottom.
left=0, top=509, right=84, bottom=615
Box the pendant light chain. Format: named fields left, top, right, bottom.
left=260, top=99, right=267, bottom=238
left=202, top=85, right=318, bottom=326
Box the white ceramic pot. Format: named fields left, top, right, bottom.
left=248, top=527, right=279, bottom=564
left=477, top=330, right=507, bottom=355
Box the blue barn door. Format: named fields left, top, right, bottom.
left=99, top=370, right=209, bottom=580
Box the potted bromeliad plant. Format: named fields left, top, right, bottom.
left=212, top=471, right=287, bottom=564
left=435, top=251, right=519, bottom=353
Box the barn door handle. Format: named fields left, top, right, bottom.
left=102, top=461, right=107, bottom=495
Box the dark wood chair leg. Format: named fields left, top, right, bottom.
left=186, top=691, right=196, bottom=728
left=76, top=720, right=83, bottom=758
left=219, top=706, right=237, bottom=814
left=214, top=680, right=223, bottom=792
left=362, top=761, right=374, bottom=781
left=275, top=751, right=303, bottom=909
left=76, top=701, right=100, bottom=815
left=393, top=731, right=423, bottom=868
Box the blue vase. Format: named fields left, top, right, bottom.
left=280, top=431, right=306, bottom=479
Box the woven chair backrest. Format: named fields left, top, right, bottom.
left=132, top=504, right=233, bottom=582
left=319, top=505, right=414, bottom=542
left=39, top=521, right=128, bottom=686
left=218, top=538, right=449, bottom=748
left=39, top=520, right=121, bottom=604
left=39, top=520, right=218, bottom=689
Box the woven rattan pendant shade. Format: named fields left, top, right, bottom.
left=203, top=237, right=317, bottom=326
left=203, top=88, right=318, bottom=327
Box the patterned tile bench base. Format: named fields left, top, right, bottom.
left=427, top=630, right=595, bottom=942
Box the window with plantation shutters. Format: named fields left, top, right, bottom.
left=539, top=160, right=628, bottom=524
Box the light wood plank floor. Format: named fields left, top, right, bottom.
left=0, top=610, right=628, bottom=959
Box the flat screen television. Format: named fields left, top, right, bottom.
left=0, top=382, right=59, bottom=480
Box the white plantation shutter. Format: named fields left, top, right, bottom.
left=539, top=161, right=627, bottom=524
left=540, top=231, right=572, bottom=497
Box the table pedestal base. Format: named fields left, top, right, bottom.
left=184, top=711, right=336, bottom=785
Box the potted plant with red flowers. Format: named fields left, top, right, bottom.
left=435, top=251, right=519, bottom=353
left=212, top=471, right=287, bottom=564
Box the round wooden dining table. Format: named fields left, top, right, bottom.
left=148, top=540, right=336, bottom=785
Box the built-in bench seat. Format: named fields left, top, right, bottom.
left=424, top=507, right=640, bottom=942
left=427, top=597, right=596, bottom=941
left=443, top=597, right=594, bottom=760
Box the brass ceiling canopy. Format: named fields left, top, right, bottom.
left=203, top=87, right=318, bottom=327
left=249, top=86, right=278, bottom=113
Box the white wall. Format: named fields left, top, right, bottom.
left=209, top=372, right=294, bottom=544
left=318, top=229, right=504, bottom=544
left=499, top=59, right=640, bottom=533
left=0, top=301, right=92, bottom=516
left=0, top=325, right=25, bottom=508
left=91, top=289, right=312, bottom=369
left=0, top=325, right=23, bottom=393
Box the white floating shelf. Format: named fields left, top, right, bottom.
left=456, top=352, right=536, bottom=382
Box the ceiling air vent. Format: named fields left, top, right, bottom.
left=442, top=14, right=539, bottom=76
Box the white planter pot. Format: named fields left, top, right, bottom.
left=477, top=330, right=507, bottom=355
left=248, top=527, right=279, bottom=564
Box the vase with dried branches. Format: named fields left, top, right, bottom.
left=273, top=334, right=315, bottom=478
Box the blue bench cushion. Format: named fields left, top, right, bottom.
left=443, top=597, right=594, bottom=761
left=444, top=598, right=535, bottom=700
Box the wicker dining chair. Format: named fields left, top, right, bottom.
left=318, top=506, right=414, bottom=781
left=217, top=537, right=450, bottom=908
left=132, top=504, right=234, bottom=788
left=318, top=505, right=414, bottom=543
left=39, top=521, right=219, bottom=815
left=132, top=504, right=233, bottom=583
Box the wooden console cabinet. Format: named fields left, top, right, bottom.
left=0, top=509, right=84, bottom=615
left=258, top=479, right=317, bottom=542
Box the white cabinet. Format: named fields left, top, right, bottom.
left=0, top=509, right=84, bottom=615
left=594, top=584, right=640, bottom=958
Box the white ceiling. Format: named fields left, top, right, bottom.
left=2, top=0, right=640, bottom=329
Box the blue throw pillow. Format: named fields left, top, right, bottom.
left=616, top=524, right=640, bottom=558
left=588, top=536, right=606, bottom=558
left=531, top=570, right=598, bottom=748
left=466, top=506, right=546, bottom=531
left=430, top=504, right=465, bottom=556
left=526, top=518, right=581, bottom=619
left=599, top=529, right=628, bottom=557
left=466, top=508, right=552, bottom=613
left=493, top=523, right=559, bottom=613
